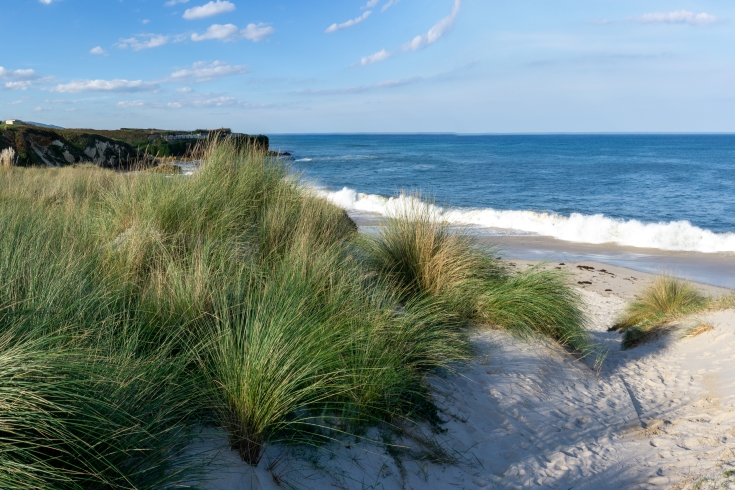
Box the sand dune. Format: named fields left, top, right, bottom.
left=191, top=262, right=735, bottom=489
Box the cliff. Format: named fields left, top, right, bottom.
left=0, top=125, right=142, bottom=169
left=0, top=125, right=270, bottom=168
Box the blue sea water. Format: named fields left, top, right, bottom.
left=269, top=134, right=735, bottom=254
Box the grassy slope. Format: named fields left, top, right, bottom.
left=0, top=143, right=592, bottom=486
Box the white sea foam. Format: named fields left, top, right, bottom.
left=295, top=158, right=313, bottom=162
left=319, top=187, right=735, bottom=254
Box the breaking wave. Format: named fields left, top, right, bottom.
left=319, top=187, right=735, bottom=254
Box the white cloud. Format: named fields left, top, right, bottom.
left=362, top=0, right=379, bottom=9
left=142, top=19, right=151, bottom=25
left=90, top=46, right=107, bottom=55
left=116, top=100, right=146, bottom=108
left=33, top=106, right=51, bottom=112
left=49, top=79, right=159, bottom=93
left=116, top=34, right=169, bottom=50
left=177, top=87, right=193, bottom=93
left=183, top=0, right=236, bottom=20
left=0, top=67, right=39, bottom=80
left=0, top=68, right=40, bottom=90
left=165, top=0, right=189, bottom=5
left=8, top=98, right=28, bottom=105
left=193, top=96, right=238, bottom=107
left=637, top=10, right=718, bottom=26
left=403, top=0, right=461, bottom=51
left=169, top=60, right=247, bottom=82
left=326, top=11, right=372, bottom=33
left=167, top=96, right=239, bottom=108
left=191, top=23, right=239, bottom=41
left=381, top=0, right=400, bottom=13
left=38, top=0, right=57, bottom=4
left=241, top=23, right=275, bottom=42
left=4, top=81, right=36, bottom=91
left=359, top=49, right=391, bottom=65
left=191, top=23, right=273, bottom=42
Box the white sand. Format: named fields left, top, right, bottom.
left=189, top=263, right=735, bottom=489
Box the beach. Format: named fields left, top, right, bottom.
left=190, top=219, right=735, bottom=490
left=3, top=135, right=734, bottom=489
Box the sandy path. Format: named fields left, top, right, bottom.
left=191, top=264, right=735, bottom=489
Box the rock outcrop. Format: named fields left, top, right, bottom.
left=0, top=125, right=145, bottom=169
left=0, top=125, right=271, bottom=169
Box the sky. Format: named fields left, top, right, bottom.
left=0, top=0, right=733, bottom=133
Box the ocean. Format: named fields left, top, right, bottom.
left=269, top=134, right=735, bottom=255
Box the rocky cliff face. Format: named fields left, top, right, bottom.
left=0, top=126, right=143, bottom=169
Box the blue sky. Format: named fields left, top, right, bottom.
left=0, top=0, right=733, bottom=133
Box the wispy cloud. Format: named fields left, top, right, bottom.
left=116, top=34, right=169, bottom=50
left=362, top=0, right=379, bottom=9
left=588, top=19, right=613, bottom=26
left=381, top=0, right=400, bottom=13
left=116, top=100, right=147, bottom=108
left=165, top=0, right=189, bottom=5
left=326, top=11, right=372, bottom=33
left=169, top=60, right=247, bottom=82
left=359, top=49, right=391, bottom=66
left=183, top=0, right=236, bottom=20
left=38, top=0, right=57, bottom=4
left=49, top=79, right=160, bottom=93
left=90, top=46, right=107, bottom=55
left=191, top=23, right=274, bottom=42
left=636, top=10, right=718, bottom=26
left=528, top=52, right=667, bottom=68
left=299, top=62, right=474, bottom=96
left=356, top=0, right=461, bottom=66
left=297, top=76, right=421, bottom=95
left=403, top=0, right=461, bottom=51
left=168, top=96, right=239, bottom=108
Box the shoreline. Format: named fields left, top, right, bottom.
left=351, top=212, right=735, bottom=290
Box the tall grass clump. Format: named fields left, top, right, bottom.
left=361, top=197, right=593, bottom=356
left=360, top=197, right=502, bottom=320
left=199, top=187, right=469, bottom=464
left=203, top=253, right=349, bottom=465
left=0, top=147, right=15, bottom=169
left=612, top=275, right=711, bottom=349
left=0, top=329, right=204, bottom=489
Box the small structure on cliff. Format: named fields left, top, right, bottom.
left=5, top=120, right=25, bottom=126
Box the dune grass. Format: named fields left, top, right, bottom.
left=0, top=148, right=15, bottom=168
left=612, top=275, right=727, bottom=349
left=359, top=198, right=595, bottom=358
left=0, top=140, right=597, bottom=483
